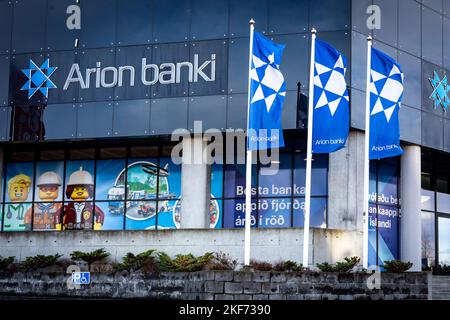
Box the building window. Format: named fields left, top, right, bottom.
left=212, top=138, right=329, bottom=229
left=0, top=142, right=182, bottom=232
left=368, top=158, right=401, bottom=269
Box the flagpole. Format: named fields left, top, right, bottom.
left=302, top=28, right=316, bottom=268
left=363, top=35, right=373, bottom=270
left=244, top=18, right=255, bottom=266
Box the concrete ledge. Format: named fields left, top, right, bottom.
left=0, top=270, right=428, bottom=300
left=0, top=228, right=362, bottom=264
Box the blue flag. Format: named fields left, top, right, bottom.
left=248, top=32, right=286, bottom=151
left=369, top=47, right=404, bottom=159
left=312, top=39, right=349, bottom=153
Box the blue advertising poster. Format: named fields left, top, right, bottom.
left=3, top=162, right=34, bottom=231
left=211, top=164, right=223, bottom=199
left=224, top=164, right=257, bottom=199
left=159, top=157, right=181, bottom=199
left=293, top=154, right=328, bottom=197
left=223, top=198, right=258, bottom=228
left=259, top=153, right=292, bottom=197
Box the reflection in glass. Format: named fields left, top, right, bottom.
left=421, top=189, right=435, bottom=211
left=437, top=192, right=450, bottom=213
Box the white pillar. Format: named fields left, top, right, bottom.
left=400, top=145, right=422, bottom=271
left=180, top=136, right=210, bottom=228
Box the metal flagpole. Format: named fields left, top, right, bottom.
left=302, top=28, right=316, bottom=268
left=244, top=18, right=255, bottom=266
left=363, top=35, right=373, bottom=270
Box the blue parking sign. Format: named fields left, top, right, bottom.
left=72, top=272, right=90, bottom=285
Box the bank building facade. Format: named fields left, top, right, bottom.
left=0, top=0, right=449, bottom=273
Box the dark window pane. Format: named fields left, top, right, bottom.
left=229, top=0, right=268, bottom=37
left=422, top=211, right=435, bottom=269
left=0, top=55, right=9, bottom=106
left=113, top=100, right=150, bottom=137
left=398, top=0, right=421, bottom=57
left=259, top=153, right=292, bottom=197
left=268, top=0, right=308, bottom=34
left=0, top=107, right=11, bottom=141
left=43, top=104, right=77, bottom=140
left=78, top=48, right=115, bottom=102
left=310, top=0, right=350, bottom=31
left=150, top=97, right=188, bottom=135
left=12, top=105, right=44, bottom=142
left=130, top=146, right=158, bottom=158
left=116, top=0, right=152, bottom=46
left=69, top=149, right=95, bottom=160
left=188, top=95, right=227, bottom=130
left=422, top=7, right=443, bottom=66
left=39, top=149, right=65, bottom=161
left=422, top=112, right=444, bottom=150
left=46, top=50, right=79, bottom=104
left=373, top=0, right=398, bottom=47
left=99, top=147, right=126, bottom=159
left=292, top=197, right=327, bottom=228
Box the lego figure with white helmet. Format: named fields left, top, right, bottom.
left=24, top=171, right=63, bottom=230
left=62, top=167, right=104, bottom=230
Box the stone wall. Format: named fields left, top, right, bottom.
left=0, top=270, right=429, bottom=300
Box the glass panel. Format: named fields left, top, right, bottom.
left=438, top=216, right=450, bottom=266
left=116, top=0, right=152, bottom=46
left=99, top=147, right=126, bottom=159
left=3, top=162, right=34, bottom=231
left=229, top=0, right=268, bottom=37
left=369, top=161, right=377, bottom=204
left=190, top=0, right=228, bottom=40
left=292, top=197, right=327, bottom=228
left=80, top=0, right=116, bottom=49
left=421, top=112, right=444, bottom=150
left=227, top=94, right=247, bottom=129
left=158, top=199, right=178, bottom=229
left=113, top=100, right=150, bottom=137
left=43, top=104, right=77, bottom=140
left=12, top=0, right=46, bottom=53
left=77, top=102, right=113, bottom=138
left=228, top=38, right=248, bottom=94
left=33, top=202, right=63, bottom=231
left=223, top=198, right=257, bottom=228
left=350, top=88, right=366, bottom=130
left=0, top=55, right=9, bottom=106
left=46, top=0, right=80, bottom=51
left=422, top=211, right=436, bottom=269
left=125, top=200, right=156, bottom=230
left=159, top=157, right=181, bottom=199
left=150, top=42, right=189, bottom=98
left=444, top=17, right=450, bottom=69
left=211, top=164, right=223, bottom=199
left=0, top=107, right=11, bottom=141
left=351, top=0, right=372, bottom=34
left=272, top=34, right=309, bottom=92
left=95, top=159, right=126, bottom=201
left=259, top=153, right=292, bottom=197
left=351, top=32, right=368, bottom=91
left=293, top=153, right=328, bottom=197
left=377, top=204, right=400, bottom=263
left=377, top=163, right=399, bottom=206
left=310, top=0, right=350, bottom=31
left=95, top=201, right=124, bottom=230
left=258, top=198, right=291, bottom=228
left=423, top=0, right=443, bottom=13
left=12, top=105, right=44, bottom=142
left=126, top=158, right=159, bottom=201
left=150, top=97, right=188, bottom=134
left=114, top=45, right=151, bottom=100
left=437, top=192, right=450, bottom=213
left=422, top=7, right=443, bottom=66
left=421, top=61, right=441, bottom=113
left=268, top=0, right=308, bottom=34
left=152, top=0, right=190, bottom=43
left=224, top=164, right=257, bottom=198
left=130, top=146, right=158, bottom=158
left=69, top=148, right=95, bottom=160
left=421, top=189, right=435, bottom=211
left=0, top=1, right=12, bottom=54
left=399, top=105, right=421, bottom=145
left=398, top=52, right=421, bottom=109
left=34, top=161, right=64, bottom=202
left=188, top=95, right=227, bottom=130
left=64, top=160, right=95, bottom=201
left=373, top=0, right=398, bottom=47
left=189, top=40, right=228, bottom=96
left=78, top=48, right=115, bottom=102
left=46, top=50, right=78, bottom=104
left=398, top=0, right=421, bottom=57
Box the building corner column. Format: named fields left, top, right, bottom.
left=400, top=145, right=422, bottom=271
left=180, top=136, right=210, bottom=228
